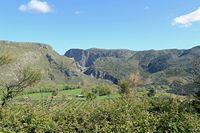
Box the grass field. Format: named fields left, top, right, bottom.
left=17, top=89, right=82, bottom=99
left=16, top=88, right=120, bottom=101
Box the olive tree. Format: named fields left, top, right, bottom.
left=0, top=52, right=42, bottom=106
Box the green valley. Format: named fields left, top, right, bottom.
left=0, top=41, right=200, bottom=132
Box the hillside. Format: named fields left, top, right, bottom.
left=0, top=41, right=107, bottom=87
left=65, top=47, right=200, bottom=86
left=1, top=40, right=200, bottom=94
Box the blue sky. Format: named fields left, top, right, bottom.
left=0, top=0, right=200, bottom=54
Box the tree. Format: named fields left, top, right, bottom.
left=119, top=72, right=141, bottom=98
left=0, top=67, right=42, bottom=106
left=92, top=84, right=112, bottom=96
left=119, top=79, right=131, bottom=96
left=192, top=90, right=200, bottom=113
left=0, top=51, right=42, bottom=106
left=86, top=92, right=96, bottom=101
left=128, top=72, right=141, bottom=87
left=52, top=90, right=58, bottom=97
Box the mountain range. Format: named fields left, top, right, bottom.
left=1, top=41, right=200, bottom=89
left=65, top=47, right=200, bottom=86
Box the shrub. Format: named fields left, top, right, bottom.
left=86, top=92, right=96, bottom=100
left=92, top=84, right=112, bottom=96
left=147, top=88, right=156, bottom=97
left=52, top=91, right=58, bottom=96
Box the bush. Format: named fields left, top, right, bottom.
left=0, top=88, right=200, bottom=132
left=52, top=91, right=58, bottom=96
left=63, top=86, right=77, bottom=90
left=147, top=88, right=156, bottom=97
left=119, top=79, right=130, bottom=94
left=92, top=85, right=112, bottom=96
left=86, top=92, right=96, bottom=100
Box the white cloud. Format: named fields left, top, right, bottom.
left=74, top=10, right=81, bottom=15
left=19, top=0, right=52, bottom=13
left=173, top=8, right=200, bottom=27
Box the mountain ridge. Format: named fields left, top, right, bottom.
left=65, top=46, right=200, bottom=86
left=1, top=40, right=200, bottom=88
left=0, top=41, right=114, bottom=87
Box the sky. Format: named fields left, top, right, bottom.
left=0, top=0, right=200, bottom=54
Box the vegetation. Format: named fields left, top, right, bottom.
left=0, top=92, right=199, bottom=132
left=0, top=67, right=42, bottom=106
left=0, top=52, right=15, bottom=66
left=0, top=42, right=200, bottom=132
left=119, top=72, right=141, bottom=98
left=0, top=52, right=42, bottom=106
left=147, top=87, right=156, bottom=97
left=86, top=92, right=96, bottom=100
left=91, top=84, right=112, bottom=96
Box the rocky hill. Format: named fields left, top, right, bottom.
left=65, top=47, right=200, bottom=85
left=0, top=41, right=107, bottom=87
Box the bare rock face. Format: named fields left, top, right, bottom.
left=84, top=67, right=118, bottom=84
left=64, top=49, right=100, bottom=67
left=65, top=49, right=121, bottom=84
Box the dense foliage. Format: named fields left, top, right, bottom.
left=0, top=92, right=199, bottom=132
left=91, top=84, right=112, bottom=96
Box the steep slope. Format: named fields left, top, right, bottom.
left=0, top=41, right=103, bottom=86
left=65, top=47, right=200, bottom=85
left=65, top=49, right=135, bottom=84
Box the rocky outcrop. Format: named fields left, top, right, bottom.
left=65, top=49, right=120, bottom=83
left=64, top=49, right=100, bottom=67
left=84, top=67, right=119, bottom=84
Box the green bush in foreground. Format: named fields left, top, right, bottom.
left=0, top=94, right=199, bottom=133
